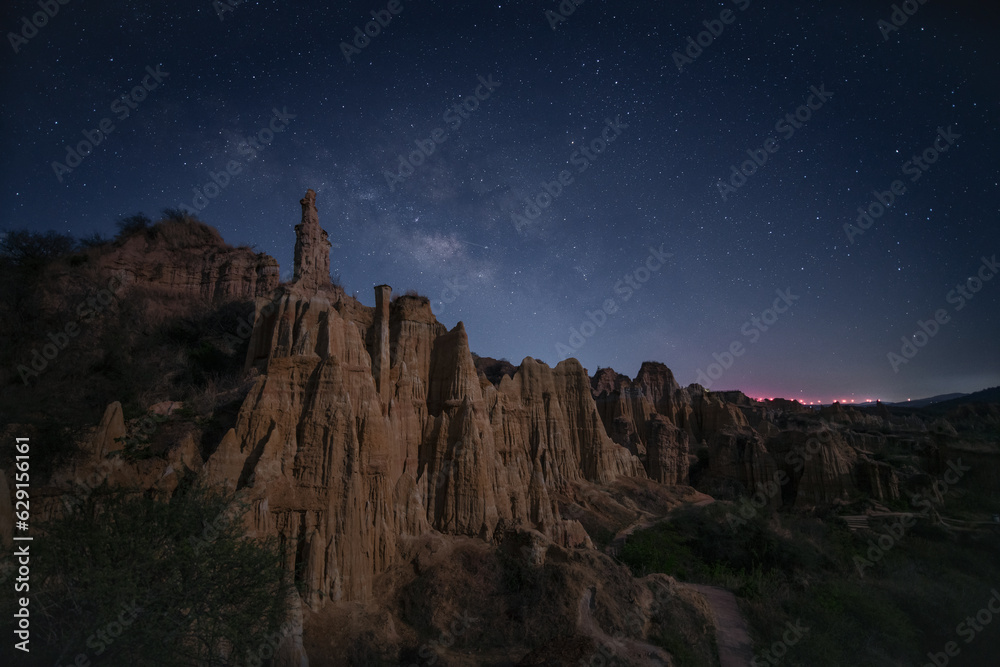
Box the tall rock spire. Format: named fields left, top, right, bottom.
left=373, top=284, right=391, bottom=409
left=293, top=189, right=332, bottom=290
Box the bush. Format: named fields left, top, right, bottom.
left=0, top=229, right=76, bottom=267
left=26, top=483, right=291, bottom=665
left=161, top=208, right=192, bottom=223
left=78, top=231, right=109, bottom=248
left=116, top=212, right=152, bottom=237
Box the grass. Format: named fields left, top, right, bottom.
left=618, top=501, right=1000, bottom=666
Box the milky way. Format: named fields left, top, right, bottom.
left=2, top=0, right=998, bottom=402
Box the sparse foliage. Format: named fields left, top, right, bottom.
left=161, top=207, right=192, bottom=223
left=0, top=229, right=76, bottom=266
left=78, top=231, right=109, bottom=248
left=28, top=483, right=291, bottom=666
left=116, top=212, right=153, bottom=237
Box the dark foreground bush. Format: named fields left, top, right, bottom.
left=22, top=483, right=291, bottom=666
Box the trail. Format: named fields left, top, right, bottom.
left=602, top=494, right=754, bottom=666
left=687, top=584, right=754, bottom=667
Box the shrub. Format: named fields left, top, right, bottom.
left=78, top=231, right=109, bottom=249
left=161, top=207, right=193, bottom=223
left=116, top=212, right=152, bottom=238
left=26, top=483, right=291, bottom=665
left=0, top=229, right=76, bottom=267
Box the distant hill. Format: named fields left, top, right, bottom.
left=928, top=386, right=1000, bottom=411
left=884, top=393, right=968, bottom=408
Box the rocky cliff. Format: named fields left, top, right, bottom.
left=64, top=217, right=279, bottom=307
left=200, top=191, right=642, bottom=609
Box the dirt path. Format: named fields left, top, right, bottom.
left=687, top=584, right=753, bottom=667
left=601, top=493, right=752, bottom=666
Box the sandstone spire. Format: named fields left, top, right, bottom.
left=293, top=189, right=332, bottom=289
left=373, top=284, right=391, bottom=408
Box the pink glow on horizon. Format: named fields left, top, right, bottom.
left=739, top=388, right=889, bottom=406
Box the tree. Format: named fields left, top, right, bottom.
left=0, top=229, right=76, bottom=266
left=78, top=231, right=109, bottom=248
left=28, top=482, right=292, bottom=666
left=161, top=208, right=193, bottom=223
left=116, top=212, right=153, bottom=237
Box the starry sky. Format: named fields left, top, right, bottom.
left=2, top=0, right=998, bottom=404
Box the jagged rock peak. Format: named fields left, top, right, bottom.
left=590, top=366, right=631, bottom=396
left=293, top=188, right=332, bottom=290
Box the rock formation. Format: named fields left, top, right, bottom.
left=201, top=191, right=644, bottom=608
left=190, top=190, right=912, bottom=611
left=10, top=189, right=1000, bottom=666
left=373, top=284, right=391, bottom=408
left=90, top=218, right=278, bottom=304
left=592, top=362, right=900, bottom=507
left=292, top=189, right=332, bottom=290
left=25, top=190, right=913, bottom=618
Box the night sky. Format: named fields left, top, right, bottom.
left=2, top=0, right=998, bottom=404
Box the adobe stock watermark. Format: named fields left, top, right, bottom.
left=219, top=286, right=288, bottom=352
left=716, top=84, right=833, bottom=201
left=695, top=288, right=800, bottom=390
left=245, top=619, right=300, bottom=667
left=922, top=588, right=1000, bottom=667
left=844, top=125, right=960, bottom=244
left=578, top=584, right=682, bottom=666
left=178, top=107, right=296, bottom=216
left=403, top=610, right=478, bottom=667
left=51, top=65, right=170, bottom=183
left=340, top=0, right=405, bottom=63
left=727, top=427, right=836, bottom=528
left=58, top=411, right=165, bottom=518
left=512, top=114, right=628, bottom=234
left=7, top=0, right=72, bottom=54
left=36, top=598, right=143, bottom=660
left=727, top=469, right=792, bottom=529
left=188, top=501, right=247, bottom=555
left=545, top=0, right=586, bottom=30
left=853, top=458, right=970, bottom=576
left=555, top=244, right=671, bottom=359
left=886, top=254, right=996, bottom=373
left=213, top=0, right=246, bottom=21
left=432, top=273, right=488, bottom=317
left=62, top=600, right=142, bottom=663
left=433, top=440, right=473, bottom=491
left=878, top=0, right=931, bottom=41
left=384, top=75, right=501, bottom=192
left=672, top=0, right=752, bottom=73
left=751, top=620, right=809, bottom=667
left=15, top=271, right=129, bottom=385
